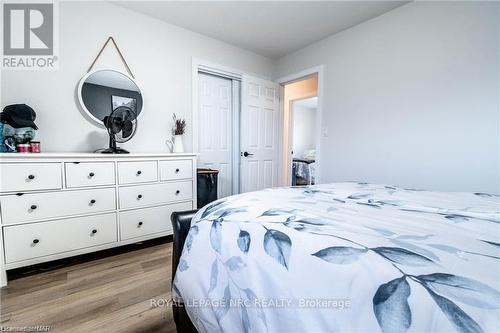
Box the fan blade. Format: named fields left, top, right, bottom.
left=122, top=120, right=134, bottom=138
left=110, top=118, right=123, bottom=133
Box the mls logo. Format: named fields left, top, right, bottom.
left=3, top=3, right=53, bottom=56
left=2, top=2, right=57, bottom=69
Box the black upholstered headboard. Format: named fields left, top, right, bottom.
left=170, top=210, right=199, bottom=333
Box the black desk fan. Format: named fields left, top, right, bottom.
left=97, top=106, right=137, bottom=154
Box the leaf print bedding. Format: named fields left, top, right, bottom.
left=173, top=182, right=500, bottom=333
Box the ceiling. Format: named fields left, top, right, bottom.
left=115, top=1, right=409, bottom=59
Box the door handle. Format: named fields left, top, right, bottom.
left=242, top=151, right=254, bottom=157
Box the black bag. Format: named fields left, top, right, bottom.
left=197, top=168, right=219, bottom=208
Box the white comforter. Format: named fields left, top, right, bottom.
left=173, top=183, right=500, bottom=333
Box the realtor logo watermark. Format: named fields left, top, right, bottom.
left=2, top=1, right=58, bottom=69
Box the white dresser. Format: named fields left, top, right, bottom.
left=0, top=153, right=197, bottom=287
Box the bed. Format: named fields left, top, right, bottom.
left=172, top=182, right=500, bottom=333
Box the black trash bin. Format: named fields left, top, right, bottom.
left=197, top=168, right=219, bottom=208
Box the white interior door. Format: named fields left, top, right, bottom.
left=240, top=75, right=280, bottom=193
left=197, top=72, right=233, bottom=198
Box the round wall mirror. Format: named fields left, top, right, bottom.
left=77, top=69, right=143, bottom=127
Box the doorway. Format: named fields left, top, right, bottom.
left=279, top=68, right=322, bottom=186
left=193, top=60, right=280, bottom=199
left=291, top=96, right=318, bottom=185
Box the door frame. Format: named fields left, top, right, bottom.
left=192, top=58, right=242, bottom=195
left=277, top=65, right=325, bottom=186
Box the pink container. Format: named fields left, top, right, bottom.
left=16, top=144, right=30, bottom=153
left=30, top=141, right=41, bottom=153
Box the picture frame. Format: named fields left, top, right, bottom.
left=111, top=95, right=137, bottom=113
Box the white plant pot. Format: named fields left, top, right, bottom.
left=173, top=135, right=184, bottom=153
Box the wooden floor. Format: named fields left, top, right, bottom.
left=0, top=239, right=177, bottom=333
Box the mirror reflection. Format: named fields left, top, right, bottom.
left=80, top=70, right=143, bottom=124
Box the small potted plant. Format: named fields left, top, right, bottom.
left=170, top=113, right=186, bottom=153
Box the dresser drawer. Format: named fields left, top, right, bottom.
left=119, top=181, right=192, bottom=209
left=3, top=213, right=117, bottom=263
left=159, top=159, right=193, bottom=181
left=1, top=188, right=116, bottom=224
left=118, top=161, right=157, bottom=184
left=119, top=202, right=192, bottom=240
left=0, top=163, right=62, bottom=193
left=65, top=162, right=115, bottom=188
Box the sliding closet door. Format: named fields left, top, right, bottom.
left=240, top=75, right=280, bottom=193
left=197, top=73, right=233, bottom=198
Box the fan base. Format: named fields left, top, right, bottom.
left=95, top=147, right=130, bottom=154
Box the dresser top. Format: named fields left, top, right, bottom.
left=0, top=152, right=197, bottom=160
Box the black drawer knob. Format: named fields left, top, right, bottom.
left=28, top=174, right=35, bottom=180
left=175, top=190, right=180, bottom=195
left=89, top=172, right=95, bottom=177
left=138, top=221, right=143, bottom=227
left=175, top=168, right=180, bottom=173
left=91, top=229, right=97, bottom=234
left=137, top=194, right=143, bottom=199
left=30, top=205, right=37, bottom=210
left=90, top=199, right=96, bottom=204
left=137, top=170, right=142, bottom=175
left=33, top=239, right=39, bottom=244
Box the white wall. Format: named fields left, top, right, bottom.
left=292, top=105, right=316, bottom=158
left=1, top=1, right=275, bottom=153
left=276, top=1, right=500, bottom=194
